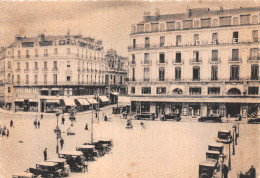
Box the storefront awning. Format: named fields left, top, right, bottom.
left=63, top=98, right=76, bottom=106
left=87, top=98, right=98, bottom=104
left=46, top=99, right=60, bottom=103
left=111, top=92, right=119, bottom=96
left=41, top=88, right=49, bottom=91
left=15, top=99, right=24, bottom=102
left=98, top=96, right=110, bottom=102
left=118, top=96, right=131, bottom=105
left=77, top=99, right=90, bottom=106
left=51, top=88, right=60, bottom=91
left=29, top=99, right=38, bottom=102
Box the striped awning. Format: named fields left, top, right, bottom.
left=77, top=99, right=90, bottom=106
left=99, top=96, right=110, bottom=102
left=87, top=98, right=98, bottom=104
left=63, top=98, right=76, bottom=106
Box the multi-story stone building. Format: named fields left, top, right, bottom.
left=105, top=49, right=128, bottom=103
left=1, top=32, right=109, bottom=112
left=127, top=7, right=260, bottom=119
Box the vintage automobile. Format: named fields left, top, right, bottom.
left=135, top=113, right=155, bottom=120
left=76, top=145, right=98, bottom=161
left=28, top=162, right=63, bottom=177
left=247, top=118, right=260, bottom=124
left=206, top=150, right=220, bottom=168
left=46, top=158, right=70, bottom=176
left=84, top=139, right=113, bottom=157
left=58, top=151, right=86, bottom=172
left=161, top=113, right=181, bottom=121
left=199, top=161, right=217, bottom=178
left=217, top=130, right=233, bottom=144
left=208, top=143, right=224, bottom=154
left=12, top=172, right=34, bottom=178
left=198, top=115, right=222, bottom=123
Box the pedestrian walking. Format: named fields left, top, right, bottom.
left=60, top=138, right=64, bottom=150
left=2, top=129, right=6, bottom=137
left=10, top=120, right=13, bottom=127
left=41, top=114, right=43, bottom=120
left=34, top=119, right=37, bottom=128
left=85, top=123, right=88, bottom=130
left=6, top=129, right=9, bottom=137
left=62, top=117, right=65, bottom=125
left=37, top=120, right=40, bottom=128
left=140, top=121, right=145, bottom=129
left=104, top=115, right=108, bottom=121
left=248, top=165, right=256, bottom=178
left=43, top=148, right=47, bottom=161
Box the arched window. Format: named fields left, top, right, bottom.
left=173, top=88, right=183, bottom=95
left=227, top=88, right=241, bottom=95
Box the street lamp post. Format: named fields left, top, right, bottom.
left=219, top=154, right=226, bottom=178
left=55, top=112, right=61, bottom=154
left=232, top=129, right=235, bottom=155
left=237, top=123, right=240, bottom=138
left=228, top=136, right=232, bottom=170
left=91, top=92, right=95, bottom=144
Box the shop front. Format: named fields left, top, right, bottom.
left=75, top=99, right=90, bottom=112
left=226, top=103, right=240, bottom=117
left=248, top=104, right=258, bottom=118
left=15, top=99, right=24, bottom=112
left=207, top=103, right=220, bottom=116
left=28, top=99, right=38, bottom=112
left=45, top=99, right=60, bottom=113
left=189, top=103, right=201, bottom=117
left=98, top=95, right=110, bottom=107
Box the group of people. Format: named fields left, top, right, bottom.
left=33, top=119, right=41, bottom=129
left=0, top=124, right=10, bottom=137
left=238, top=165, right=256, bottom=178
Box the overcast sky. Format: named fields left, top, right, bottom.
left=0, top=0, right=259, bottom=56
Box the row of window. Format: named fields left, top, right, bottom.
left=131, top=47, right=260, bottom=64
left=133, top=13, right=260, bottom=33
left=16, top=48, right=104, bottom=60
left=131, top=64, right=259, bottom=81
left=12, top=61, right=105, bottom=72
left=15, top=74, right=104, bottom=85
left=130, top=86, right=259, bottom=95
left=132, top=30, right=258, bottom=49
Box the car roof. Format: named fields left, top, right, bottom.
left=208, top=143, right=224, bottom=147
left=206, top=150, right=220, bottom=154
left=12, top=172, right=34, bottom=176
left=77, top=145, right=95, bottom=149
left=37, top=162, right=58, bottom=167
left=59, top=151, right=83, bottom=156
left=199, top=161, right=216, bottom=167
left=46, top=158, right=67, bottom=163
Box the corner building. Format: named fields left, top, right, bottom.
left=128, top=7, right=260, bottom=119
left=2, top=32, right=107, bottom=112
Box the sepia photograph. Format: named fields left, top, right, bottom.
left=0, top=0, right=259, bottom=177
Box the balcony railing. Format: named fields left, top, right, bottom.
left=172, top=59, right=184, bottom=65
left=248, top=57, right=260, bottom=62
left=141, top=60, right=152, bottom=65
left=15, top=69, right=21, bottom=72
left=33, top=68, right=39, bottom=72
left=190, top=58, right=202, bottom=64
left=229, top=57, right=242, bottom=63
left=52, top=67, right=58, bottom=72
left=42, top=68, right=48, bottom=72
left=208, top=57, right=221, bottom=64
left=24, top=69, right=30, bottom=72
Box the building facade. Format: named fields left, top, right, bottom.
left=0, top=32, right=108, bottom=112
left=127, top=7, right=260, bottom=119
left=105, top=49, right=128, bottom=103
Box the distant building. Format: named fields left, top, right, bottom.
left=0, top=32, right=109, bottom=112
left=105, top=49, right=128, bottom=104
left=127, top=7, right=260, bottom=119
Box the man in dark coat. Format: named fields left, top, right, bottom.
left=60, top=138, right=64, bottom=150
left=10, top=120, right=13, bottom=127
left=43, top=148, right=47, bottom=161
left=248, top=165, right=256, bottom=178
left=62, top=117, right=65, bottom=125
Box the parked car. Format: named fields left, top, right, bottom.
left=206, top=150, right=221, bottom=168
left=12, top=172, right=34, bottom=178
left=58, top=151, right=86, bottom=172
left=46, top=158, right=70, bottom=176
left=76, top=145, right=98, bottom=161
left=28, top=162, right=62, bottom=177
left=162, top=113, right=181, bottom=121
left=217, top=130, right=233, bottom=144
left=208, top=143, right=224, bottom=154
left=135, top=113, right=155, bottom=120
left=247, top=118, right=260, bottom=124
left=199, top=161, right=217, bottom=178
left=84, top=139, right=113, bottom=157
left=198, top=115, right=222, bottom=123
